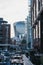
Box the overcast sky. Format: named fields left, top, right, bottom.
left=0, top=0, right=28, bottom=37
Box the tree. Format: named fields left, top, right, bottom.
left=21, top=39, right=26, bottom=44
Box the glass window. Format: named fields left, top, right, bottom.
left=38, top=0, right=40, bottom=11
left=36, top=25, right=38, bottom=38
left=34, top=29, right=35, bottom=39
left=36, top=0, right=38, bottom=15
left=39, top=21, right=40, bottom=38
left=34, top=4, right=36, bottom=21
left=42, top=0, right=43, bottom=5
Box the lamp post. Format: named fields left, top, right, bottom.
left=6, top=26, right=9, bottom=51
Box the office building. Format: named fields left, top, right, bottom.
left=0, top=18, right=10, bottom=50
left=31, top=0, right=43, bottom=53
left=14, top=21, right=25, bottom=39
left=26, top=0, right=33, bottom=49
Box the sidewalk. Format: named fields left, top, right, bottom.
left=23, top=55, right=33, bottom=65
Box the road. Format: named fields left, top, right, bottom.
left=23, top=55, right=33, bottom=65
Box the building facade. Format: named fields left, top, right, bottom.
left=31, top=0, right=43, bottom=53
left=14, top=21, right=25, bottom=39
left=26, top=16, right=32, bottom=49
left=26, top=0, right=33, bottom=49
left=0, top=18, right=10, bottom=50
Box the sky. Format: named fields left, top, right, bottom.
left=0, top=0, right=28, bottom=38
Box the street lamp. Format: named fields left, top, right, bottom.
left=6, top=26, right=9, bottom=51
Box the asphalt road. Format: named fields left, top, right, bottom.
left=23, top=55, right=33, bottom=65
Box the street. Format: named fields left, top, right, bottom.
left=23, top=55, right=33, bottom=65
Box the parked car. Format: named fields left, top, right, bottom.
left=10, top=55, right=23, bottom=65
left=1, top=51, right=10, bottom=62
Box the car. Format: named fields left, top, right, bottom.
left=1, top=51, right=10, bottom=62
left=10, top=55, right=23, bottom=65
left=0, top=55, right=4, bottom=62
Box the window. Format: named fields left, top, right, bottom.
left=39, top=21, right=41, bottom=38
left=36, top=0, right=38, bottom=15
left=36, top=25, right=38, bottom=38
left=38, top=0, right=42, bottom=11
left=42, top=0, right=43, bottom=5
left=38, top=0, right=40, bottom=11
left=34, top=29, right=35, bottom=39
